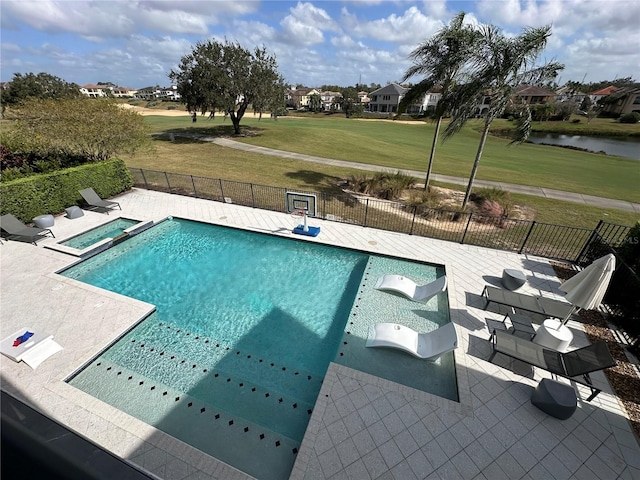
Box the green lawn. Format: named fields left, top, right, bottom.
left=120, top=114, right=639, bottom=228
left=140, top=114, right=640, bottom=204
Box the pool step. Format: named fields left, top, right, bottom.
left=69, top=359, right=298, bottom=480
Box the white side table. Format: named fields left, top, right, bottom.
left=532, top=319, right=573, bottom=352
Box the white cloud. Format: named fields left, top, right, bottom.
left=350, top=6, right=442, bottom=44
left=279, top=2, right=342, bottom=46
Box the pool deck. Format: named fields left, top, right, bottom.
left=1, top=188, right=638, bottom=480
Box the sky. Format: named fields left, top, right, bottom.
left=2, top=0, right=639, bottom=90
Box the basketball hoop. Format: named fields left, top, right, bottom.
left=290, top=209, right=306, bottom=218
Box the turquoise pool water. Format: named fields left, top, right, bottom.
left=60, top=218, right=139, bottom=250
left=63, top=218, right=454, bottom=480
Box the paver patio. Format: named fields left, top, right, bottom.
left=1, top=188, right=638, bottom=480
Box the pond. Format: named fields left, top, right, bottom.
left=527, top=133, right=640, bottom=160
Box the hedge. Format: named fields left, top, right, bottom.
left=0, top=158, right=133, bottom=222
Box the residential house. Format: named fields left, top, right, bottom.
left=368, top=83, right=407, bottom=113
left=513, top=85, right=556, bottom=105
left=589, top=85, right=618, bottom=104
left=80, top=84, right=107, bottom=98
left=288, top=87, right=321, bottom=109
left=368, top=83, right=441, bottom=115
left=320, top=90, right=341, bottom=111
left=158, top=85, right=181, bottom=101
left=111, top=86, right=136, bottom=98
left=599, top=86, right=640, bottom=116
left=555, top=85, right=587, bottom=106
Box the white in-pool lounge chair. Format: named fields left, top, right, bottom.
left=0, top=327, right=63, bottom=369
left=374, top=274, right=447, bottom=303
left=366, top=322, right=457, bottom=360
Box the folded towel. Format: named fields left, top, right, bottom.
left=13, top=331, right=34, bottom=347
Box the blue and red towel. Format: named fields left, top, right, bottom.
left=13, top=331, right=34, bottom=347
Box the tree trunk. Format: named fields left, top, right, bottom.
left=423, top=116, right=442, bottom=191
left=462, top=117, right=492, bottom=209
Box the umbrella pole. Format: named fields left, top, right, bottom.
left=557, top=305, right=578, bottom=330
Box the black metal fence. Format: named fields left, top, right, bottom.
left=577, top=229, right=640, bottom=352
left=129, top=167, right=631, bottom=264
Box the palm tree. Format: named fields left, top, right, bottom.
left=444, top=24, right=564, bottom=209
left=397, top=12, right=480, bottom=191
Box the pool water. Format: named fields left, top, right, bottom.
left=60, top=218, right=139, bottom=250
left=63, top=219, right=454, bottom=479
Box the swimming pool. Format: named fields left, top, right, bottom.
left=60, top=218, right=140, bottom=249
left=63, top=218, right=454, bottom=479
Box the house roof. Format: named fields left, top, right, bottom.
left=369, top=83, right=407, bottom=96
left=82, top=84, right=103, bottom=89
left=604, top=86, right=640, bottom=98
left=514, top=85, right=556, bottom=96
left=590, top=85, right=618, bottom=96
left=291, top=87, right=319, bottom=96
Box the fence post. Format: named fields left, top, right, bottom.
left=191, top=175, right=197, bottom=197
left=364, top=199, right=369, bottom=227
left=250, top=183, right=255, bottom=208
left=322, top=193, right=326, bottom=219
left=140, top=169, right=149, bottom=189
left=518, top=221, right=536, bottom=254
left=219, top=179, right=225, bottom=201
left=164, top=172, right=172, bottom=192
left=460, top=212, right=473, bottom=244
left=409, top=206, right=417, bottom=235
left=576, top=220, right=604, bottom=264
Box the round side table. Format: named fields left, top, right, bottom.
left=532, top=319, right=573, bottom=352
left=502, top=269, right=526, bottom=291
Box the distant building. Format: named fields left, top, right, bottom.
left=80, top=84, right=106, bottom=98
left=288, top=87, right=321, bottom=109
left=134, top=85, right=180, bottom=101
left=368, top=83, right=441, bottom=115
left=368, top=83, right=406, bottom=113
left=589, top=85, right=618, bottom=104
left=598, top=86, right=640, bottom=116
left=80, top=84, right=137, bottom=98
left=513, top=85, right=556, bottom=105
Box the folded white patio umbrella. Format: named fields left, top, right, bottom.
left=557, top=253, right=616, bottom=328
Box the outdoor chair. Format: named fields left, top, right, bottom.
left=375, top=275, right=447, bottom=303
left=482, top=285, right=574, bottom=320
left=0, top=214, right=55, bottom=245
left=78, top=188, right=121, bottom=214
left=489, top=329, right=617, bottom=401
left=366, top=322, right=457, bottom=361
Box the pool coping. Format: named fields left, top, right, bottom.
left=46, top=217, right=153, bottom=258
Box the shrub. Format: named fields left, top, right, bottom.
left=619, top=112, right=640, bottom=124
left=0, top=158, right=132, bottom=222
left=477, top=200, right=507, bottom=228
left=407, top=188, right=442, bottom=209
left=345, top=171, right=416, bottom=201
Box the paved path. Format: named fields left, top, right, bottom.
left=208, top=136, right=640, bottom=214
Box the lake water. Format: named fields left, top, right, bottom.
left=527, top=133, right=640, bottom=160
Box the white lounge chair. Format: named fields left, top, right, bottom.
left=374, top=274, right=447, bottom=303
left=366, top=322, right=457, bottom=360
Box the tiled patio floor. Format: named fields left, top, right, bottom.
left=1, top=188, right=638, bottom=480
